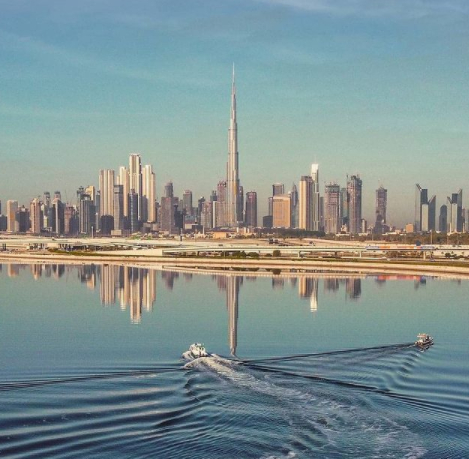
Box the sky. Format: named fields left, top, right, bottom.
left=1, top=0, right=469, bottom=226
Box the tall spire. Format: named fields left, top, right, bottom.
left=226, top=64, right=240, bottom=227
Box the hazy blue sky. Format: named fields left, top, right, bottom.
left=1, top=0, right=468, bottom=225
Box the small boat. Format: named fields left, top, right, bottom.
left=415, top=333, right=434, bottom=347
left=183, top=343, right=209, bottom=360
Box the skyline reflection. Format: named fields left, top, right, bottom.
left=0, top=263, right=434, bottom=353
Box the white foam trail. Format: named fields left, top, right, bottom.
left=186, top=354, right=428, bottom=458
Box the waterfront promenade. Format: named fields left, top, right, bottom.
left=2, top=235, right=469, bottom=278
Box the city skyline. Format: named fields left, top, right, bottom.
left=2, top=1, right=469, bottom=226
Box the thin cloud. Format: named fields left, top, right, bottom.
left=254, top=0, right=469, bottom=17
left=0, top=29, right=161, bottom=83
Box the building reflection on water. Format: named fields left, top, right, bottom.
left=1, top=263, right=435, bottom=353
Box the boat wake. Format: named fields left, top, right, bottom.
left=183, top=346, right=430, bottom=458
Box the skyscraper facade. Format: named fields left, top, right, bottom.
left=272, top=195, right=291, bottom=228
left=347, top=175, right=362, bottom=234
left=99, top=169, right=115, bottom=218
left=30, top=198, right=42, bottom=234
left=226, top=67, right=241, bottom=227
left=142, top=164, right=156, bottom=223
left=376, top=186, right=387, bottom=224
left=415, top=184, right=436, bottom=232
left=290, top=184, right=299, bottom=228
left=324, top=183, right=341, bottom=234
left=447, top=190, right=463, bottom=232
left=439, top=205, right=447, bottom=232
left=374, top=186, right=387, bottom=234
left=129, top=153, right=142, bottom=220
left=245, top=191, right=257, bottom=228
left=299, top=175, right=313, bottom=230
left=113, top=185, right=124, bottom=231
left=6, top=200, right=18, bottom=232
left=311, top=164, right=320, bottom=231
left=183, top=190, right=193, bottom=217
left=415, top=184, right=428, bottom=232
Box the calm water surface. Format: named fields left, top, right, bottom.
left=0, top=263, right=468, bottom=458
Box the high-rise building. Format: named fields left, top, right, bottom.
left=447, top=190, right=463, bottom=232
left=99, top=169, right=115, bottom=218
left=439, top=205, right=448, bottom=232
left=245, top=191, right=257, bottom=228
left=324, top=183, right=341, bottom=234
left=422, top=195, right=436, bottom=232
left=214, top=180, right=227, bottom=228
left=340, top=187, right=348, bottom=230
left=85, top=185, right=96, bottom=202
left=129, top=153, right=142, bottom=220
left=164, top=181, right=174, bottom=198
left=64, top=205, right=78, bottom=235
left=51, top=198, right=64, bottom=235
left=415, top=184, right=436, bottom=232
left=272, top=195, right=291, bottom=228
left=374, top=186, right=387, bottom=235
left=200, top=201, right=213, bottom=229
left=6, top=200, right=18, bottom=232
left=79, top=194, right=96, bottom=235
left=376, top=186, right=387, bottom=224
left=299, top=175, right=313, bottom=230
left=347, top=175, right=362, bottom=234
left=30, top=198, right=42, bottom=234
left=226, top=66, right=241, bottom=227
left=415, top=184, right=428, bottom=232
left=290, top=184, right=299, bottom=228
left=113, top=185, right=124, bottom=231
left=160, top=193, right=180, bottom=234
left=311, top=164, right=320, bottom=231
left=0, top=215, right=7, bottom=232
left=128, top=190, right=139, bottom=234
left=183, top=190, right=193, bottom=217
left=272, top=183, right=285, bottom=196
left=118, top=166, right=130, bottom=218
left=142, top=164, right=156, bottom=223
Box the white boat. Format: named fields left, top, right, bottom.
left=415, top=333, right=434, bottom=347
left=182, top=343, right=209, bottom=360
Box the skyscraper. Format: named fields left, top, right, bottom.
left=374, top=186, right=387, bottom=234
left=79, top=194, right=96, bottom=235
left=226, top=66, right=241, bottom=227
left=290, top=184, right=299, bottom=228
left=30, top=198, right=42, bottom=234
left=439, top=205, right=447, bottom=232
left=447, top=190, right=463, bottom=232
left=245, top=191, right=257, bottom=228
left=99, top=169, right=115, bottom=218
left=311, top=164, right=320, bottom=231
left=299, top=175, right=313, bottom=230
left=376, top=186, right=387, bottom=224
left=347, top=175, right=362, bottom=234
left=415, top=184, right=436, bottom=232
left=183, top=190, right=193, bottom=216
left=142, top=164, right=156, bottom=223
left=415, top=184, right=428, bottom=232
left=118, top=166, right=130, bottom=219
left=113, top=184, right=124, bottom=231
left=6, top=200, right=18, bottom=232
left=129, top=153, right=142, bottom=221
left=324, top=183, right=341, bottom=234
left=272, top=183, right=285, bottom=196
left=272, top=195, right=291, bottom=228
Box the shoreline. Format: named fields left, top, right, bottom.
left=2, top=252, right=469, bottom=278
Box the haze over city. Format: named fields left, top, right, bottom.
left=1, top=0, right=469, bottom=226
